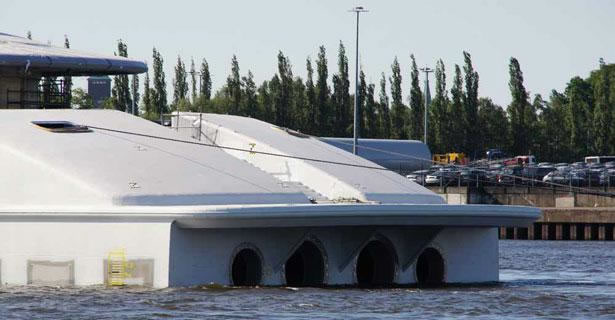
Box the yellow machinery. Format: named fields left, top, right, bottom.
left=432, top=153, right=467, bottom=165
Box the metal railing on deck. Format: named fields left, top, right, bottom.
left=6, top=79, right=69, bottom=109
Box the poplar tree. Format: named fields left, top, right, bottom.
left=152, top=47, right=168, bottom=119
left=258, top=80, right=274, bottom=121
left=242, top=70, right=258, bottom=118
left=142, top=71, right=153, bottom=117
left=463, top=51, right=479, bottom=157
left=430, top=59, right=449, bottom=153
left=363, top=73, right=377, bottom=138
left=508, top=57, right=530, bottom=156
left=525, top=94, right=540, bottom=154
left=409, top=54, right=424, bottom=140
left=112, top=40, right=131, bottom=112
left=172, top=56, right=188, bottom=111
left=592, top=59, right=612, bottom=155
left=541, top=90, right=570, bottom=161
left=565, top=76, right=593, bottom=159
left=226, top=55, right=242, bottom=115
left=478, top=97, right=509, bottom=153
left=332, top=42, right=351, bottom=136
left=305, top=57, right=317, bottom=135
left=389, top=57, right=407, bottom=139
left=378, top=73, right=391, bottom=138
left=268, top=75, right=281, bottom=123
left=131, top=74, right=139, bottom=115
left=293, top=77, right=308, bottom=131
left=275, top=51, right=293, bottom=127
left=200, top=58, right=212, bottom=100
left=358, top=70, right=367, bottom=137
left=190, top=58, right=197, bottom=104
left=315, top=46, right=330, bottom=136
left=449, top=65, right=464, bottom=152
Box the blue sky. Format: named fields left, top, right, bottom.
left=3, top=0, right=614, bottom=107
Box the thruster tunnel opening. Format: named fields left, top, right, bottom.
left=416, top=247, right=445, bottom=287
left=285, top=241, right=325, bottom=287
left=231, top=248, right=262, bottom=286
left=356, top=240, right=396, bottom=287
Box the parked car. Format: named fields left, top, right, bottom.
left=425, top=170, right=458, bottom=186
left=497, top=166, right=524, bottom=185
left=588, top=163, right=605, bottom=170
left=489, top=163, right=504, bottom=170
left=604, top=161, right=615, bottom=169
left=425, top=172, right=443, bottom=185
left=486, top=149, right=506, bottom=161
left=555, top=163, right=569, bottom=171
left=406, top=169, right=431, bottom=185
left=504, top=155, right=536, bottom=166
left=586, top=168, right=603, bottom=186
left=484, top=169, right=502, bottom=185
left=522, top=166, right=557, bottom=183
left=460, top=169, right=487, bottom=186
left=568, top=170, right=586, bottom=186
left=543, top=171, right=568, bottom=185
left=600, top=169, right=615, bottom=186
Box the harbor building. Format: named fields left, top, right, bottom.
left=87, top=76, right=111, bottom=108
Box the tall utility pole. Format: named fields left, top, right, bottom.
left=420, top=66, right=433, bottom=145
left=350, top=6, right=368, bottom=155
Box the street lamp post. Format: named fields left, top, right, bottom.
left=189, top=70, right=204, bottom=140
left=350, top=6, right=368, bottom=155
left=420, top=66, right=433, bottom=145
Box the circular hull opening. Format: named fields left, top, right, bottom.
left=285, top=241, right=325, bottom=287
left=232, top=248, right=262, bottom=286
left=416, top=247, right=445, bottom=287
left=356, top=240, right=396, bottom=287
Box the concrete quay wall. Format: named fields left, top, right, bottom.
left=499, top=208, right=615, bottom=241
left=427, top=186, right=615, bottom=208
left=426, top=186, right=615, bottom=241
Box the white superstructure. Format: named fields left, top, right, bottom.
left=0, top=110, right=540, bottom=288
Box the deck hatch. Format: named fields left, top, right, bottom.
left=31, top=120, right=91, bottom=133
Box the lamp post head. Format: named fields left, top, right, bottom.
left=349, top=6, right=368, bottom=12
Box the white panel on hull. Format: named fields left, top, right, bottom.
left=27, top=260, right=74, bottom=286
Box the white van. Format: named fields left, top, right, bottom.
left=585, top=156, right=615, bottom=164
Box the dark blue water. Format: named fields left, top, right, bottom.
left=1, top=241, right=614, bottom=319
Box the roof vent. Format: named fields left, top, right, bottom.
left=31, top=121, right=91, bottom=133
left=272, top=126, right=310, bottom=139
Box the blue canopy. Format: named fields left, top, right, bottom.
left=0, top=33, right=147, bottom=76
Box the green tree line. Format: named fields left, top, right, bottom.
left=93, top=40, right=615, bottom=163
